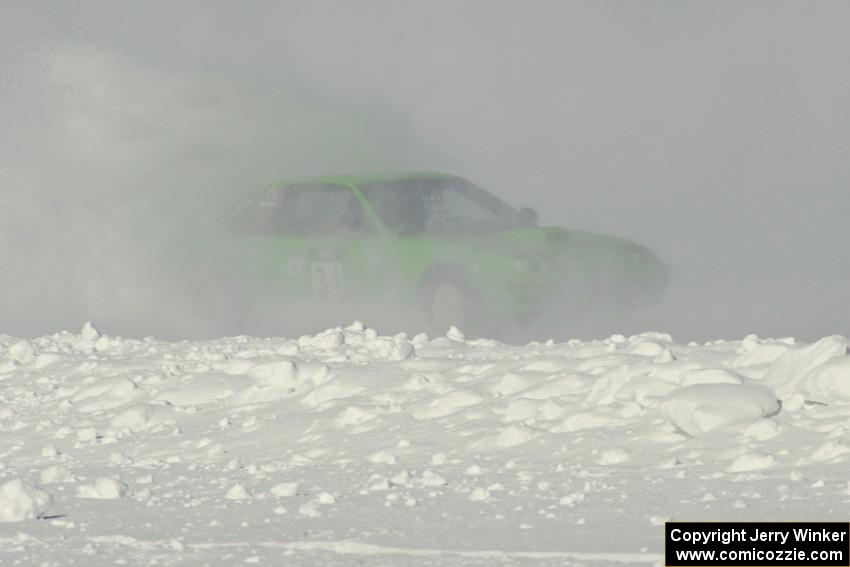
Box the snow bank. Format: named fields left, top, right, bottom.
left=762, top=336, right=848, bottom=398
left=799, top=356, right=850, bottom=404
left=0, top=322, right=849, bottom=563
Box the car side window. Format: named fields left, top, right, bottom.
left=361, top=178, right=517, bottom=235
left=286, top=185, right=368, bottom=236
left=234, top=183, right=371, bottom=237
left=360, top=185, right=422, bottom=235
left=428, top=188, right=511, bottom=233
left=231, top=187, right=290, bottom=234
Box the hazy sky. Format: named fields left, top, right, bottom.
left=1, top=1, right=848, bottom=341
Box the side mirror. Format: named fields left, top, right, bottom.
left=519, top=207, right=538, bottom=226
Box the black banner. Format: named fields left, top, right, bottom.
left=666, top=522, right=850, bottom=566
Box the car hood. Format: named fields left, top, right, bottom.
left=489, top=226, right=670, bottom=285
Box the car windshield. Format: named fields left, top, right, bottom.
left=359, top=177, right=522, bottom=235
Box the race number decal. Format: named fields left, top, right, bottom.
left=310, top=261, right=345, bottom=301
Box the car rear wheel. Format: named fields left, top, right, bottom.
left=422, top=275, right=480, bottom=336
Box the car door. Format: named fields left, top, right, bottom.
left=229, top=182, right=392, bottom=312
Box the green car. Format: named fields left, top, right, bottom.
left=200, top=172, right=668, bottom=336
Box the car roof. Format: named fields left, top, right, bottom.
left=279, top=171, right=461, bottom=188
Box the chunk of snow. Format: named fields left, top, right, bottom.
left=8, top=340, right=36, bottom=365
left=446, top=326, right=465, bottom=342
left=299, top=501, right=321, bottom=517
left=680, top=368, right=744, bottom=386
left=800, top=440, right=850, bottom=464
left=763, top=336, right=848, bottom=398
left=81, top=321, right=101, bottom=342
left=420, top=470, right=447, bottom=487
left=109, top=407, right=154, bottom=433
left=627, top=338, right=669, bottom=357
left=495, top=425, right=536, bottom=448
left=41, top=445, right=60, bottom=458
left=0, top=479, right=52, bottom=522
left=614, top=376, right=677, bottom=407
left=491, top=374, right=533, bottom=397
left=304, top=328, right=345, bottom=349
left=76, top=427, right=99, bottom=442
left=599, top=448, right=630, bottom=465
left=40, top=466, right=76, bottom=484
left=77, top=478, right=128, bottom=499
left=225, top=484, right=252, bottom=500
left=71, top=377, right=138, bottom=413
left=658, top=384, right=780, bottom=436
left=553, top=411, right=612, bottom=433
left=559, top=492, right=585, bottom=507
left=744, top=419, right=782, bottom=441
left=728, top=451, right=775, bottom=472
left=414, top=390, right=484, bottom=419
left=270, top=482, right=299, bottom=497
left=732, top=337, right=793, bottom=367
left=247, top=360, right=299, bottom=388
left=469, top=487, right=491, bottom=502
left=335, top=406, right=376, bottom=427
left=391, top=470, right=412, bottom=486
left=317, top=491, right=336, bottom=504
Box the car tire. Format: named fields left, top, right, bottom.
left=421, top=274, right=481, bottom=337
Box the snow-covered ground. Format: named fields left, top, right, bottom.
left=1, top=322, right=849, bottom=566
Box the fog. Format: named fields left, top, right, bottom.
left=2, top=1, right=848, bottom=342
